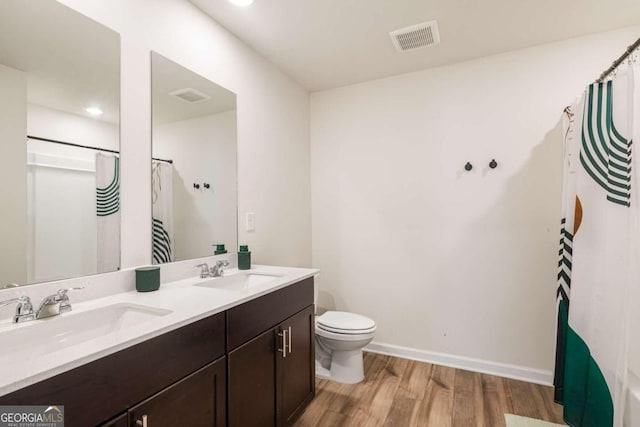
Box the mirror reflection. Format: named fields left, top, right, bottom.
left=0, top=0, right=121, bottom=287
left=151, top=52, right=238, bottom=264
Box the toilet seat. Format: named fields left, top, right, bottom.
left=316, top=311, right=376, bottom=335
left=316, top=323, right=376, bottom=335
left=315, top=324, right=376, bottom=341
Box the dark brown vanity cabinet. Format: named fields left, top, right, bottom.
left=227, top=278, right=315, bottom=427
left=100, top=414, right=127, bottom=427
left=0, top=276, right=315, bottom=427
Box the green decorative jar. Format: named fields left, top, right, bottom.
left=135, top=266, right=160, bottom=292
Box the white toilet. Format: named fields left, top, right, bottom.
left=315, top=310, right=376, bottom=384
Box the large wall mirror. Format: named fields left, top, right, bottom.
left=0, top=0, right=120, bottom=287
left=151, top=52, right=238, bottom=264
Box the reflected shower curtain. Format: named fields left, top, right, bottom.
left=554, top=66, right=639, bottom=426
left=152, top=160, right=174, bottom=264
left=96, top=153, right=120, bottom=273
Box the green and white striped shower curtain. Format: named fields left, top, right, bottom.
left=152, top=160, right=174, bottom=264
left=96, top=153, right=120, bottom=273
left=554, top=66, right=638, bottom=426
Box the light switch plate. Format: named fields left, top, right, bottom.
left=246, top=212, right=255, bottom=232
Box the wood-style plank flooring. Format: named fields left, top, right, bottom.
left=294, top=352, right=565, bottom=427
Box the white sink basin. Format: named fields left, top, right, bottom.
left=195, top=272, right=281, bottom=291
left=0, top=303, right=171, bottom=365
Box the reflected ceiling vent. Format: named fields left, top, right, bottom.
left=169, top=88, right=211, bottom=103
left=389, top=20, right=440, bottom=52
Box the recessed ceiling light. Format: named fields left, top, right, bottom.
left=229, top=0, right=254, bottom=6
left=85, top=107, right=103, bottom=116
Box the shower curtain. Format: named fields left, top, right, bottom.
left=96, top=153, right=120, bottom=273
left=152, top=160, right=174, bottom=264
left=554, top=65, right=639, bottom=426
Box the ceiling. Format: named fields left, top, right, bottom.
left=0, top=0, right=120, bottom=124
left=190, top=0, right=640, bottom=91
left=152, top=52, right=237, bottom=125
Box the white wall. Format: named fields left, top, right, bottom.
left=311, top=26, right=640, bottom=377
left=58, top=0, right=311, bottom=269
left=27, top=103, right=118, bottom=152
left=154, top=111, right=237, bottom=260
left=0, top=64, right=27, bottom=285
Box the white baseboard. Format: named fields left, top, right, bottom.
left=364, top=341, right=554, bottom=386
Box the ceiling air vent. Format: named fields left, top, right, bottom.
left=169, top=88, right=211, bottom=103
left=389, top=20, right=440, bottom=52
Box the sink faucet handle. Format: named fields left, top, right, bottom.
left=0, top=295, right=31, bottom=307
left=15, top=296, right=34, bottom=322
left=195, top=263, right=211, bottom=278
left=57, top=286, right=85, bottom=296
left=210, top=260, right=230, bottom=277
left=0, top=296, right=35, bottom=323
left=57, top=287, right=84, bottom=308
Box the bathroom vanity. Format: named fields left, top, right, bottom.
left=0, top=266, right=316, bottom=427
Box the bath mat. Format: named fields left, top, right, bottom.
left=504, top=414, right=566, bottom=427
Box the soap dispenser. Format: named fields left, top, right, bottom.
left=238, top=245, right=251, bottom=270
left=214, top=244, right=227, bottom=255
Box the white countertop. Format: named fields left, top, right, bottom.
left=0, top=265, right=318, bottom=396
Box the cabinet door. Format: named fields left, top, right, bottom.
left=128, top=357, right=226, bottom=427
left=99, top=413, right=127, bottom=427
left=228, top=328, right=277, bottom=427
left=277, top=305, right=315, bottom=426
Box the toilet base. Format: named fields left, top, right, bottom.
left=315, top=360, right=331, bottom=380
left=314, top=348, right=365, bottom=384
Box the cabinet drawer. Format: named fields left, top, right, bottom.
left=0, top=312, right=225, bottom=427
left=227, top=277, right=313, bottom=351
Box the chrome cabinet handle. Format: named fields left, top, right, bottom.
left=278, top=328, right=288, bottom=358
left=288, top=326, right=292, bottom=355
left=136, top=415, right=148, bottom=427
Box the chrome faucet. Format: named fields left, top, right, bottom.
left=211, top=260, right=230, bottom=277
left=36, top=287, right=84, bottom=320
left=0, top=296, right=35, bottom=323
left=196, top=260, right=230, bottom=278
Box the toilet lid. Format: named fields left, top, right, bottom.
left=317, top=311, right=376, bottom=333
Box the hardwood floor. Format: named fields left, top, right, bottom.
left=294, top=352, right=565, bottom=426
